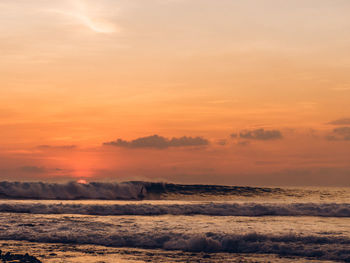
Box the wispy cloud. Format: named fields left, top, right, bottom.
left=327, top=118, right=350, bottom=126
left=103, top=135, right=209, bottom=149
left=239, top=129, right=283, bottom=141
left=326, top=127, right=350, bottom=141
left=37, top=145, right=77, bottom=150
left=331, top=87, right=350, bottom=91
left=47, top=0, right=119, bottom=34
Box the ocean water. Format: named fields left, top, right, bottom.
left=0, top=182, right=350, bottom=262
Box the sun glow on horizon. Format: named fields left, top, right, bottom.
left=77, top=179, right=88, bottom=184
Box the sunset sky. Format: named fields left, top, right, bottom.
left=1, top=0, right=350, bottom=186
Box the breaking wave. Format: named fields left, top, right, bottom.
left=0, top=181, right=285, bottom=200
left=1, top=230, right=350, bottom=261
left=2, top=181, right=350, bottom=262
left=1, top=202, right=350, bottom=217
left=0, top=181, right=146, bottom=200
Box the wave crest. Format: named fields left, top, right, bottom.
left=1, top=230, right=350, bottom=261
left=0, top=181, right=146, bottom=200
left=1, top=202, right=350, bottom=217
left=0, top=181, right=286, bottom=200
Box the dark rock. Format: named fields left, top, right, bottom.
left=0, top=251, right=42, bottom=263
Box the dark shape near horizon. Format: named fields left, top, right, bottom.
left=37, top=145, right=77, bottom=150
left=326, top=127, right=350, bottom=141
left=103, top=134, right=209, bottom=149
left=230, top=133, right=238, bottom=138
left=20, top=166, right=46, bottom=173
left=216, top=139, right=227, bottom=146
left=327, top=118, right=350, bottom=125
left=239, top=128, right=282, bottom=140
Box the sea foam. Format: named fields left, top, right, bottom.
left=1, top=202, right=350, bottom=217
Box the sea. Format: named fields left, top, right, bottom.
left=0, top=181, right=350, bottom=262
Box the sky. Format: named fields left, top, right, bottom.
left=0, top=0, right=350, bottom=186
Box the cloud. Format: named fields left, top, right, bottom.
left=103, top=135, right=209, bottom=149
left=20, top=166, right=46, bottom=173
left=37, top=145, right=77, bottom=150
left=327, top=118, right=350, bottom=125
left=239, top=129, right=282, bottom=140
left=47, top=0, right=119, bottom=34
left=230, top=133, right=238, bottom=138
left=237, top=140, right=250, bottom=146
left=326, top=127, right=350, bottom=141
left=17, top=166, right=71, bottom=177
left=216, top=139, right=227, bottom=146
left=331, top=87, right=350, bottom=91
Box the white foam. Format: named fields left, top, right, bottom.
left=0, top=226, right=349, bottom=261
left=1, top=202, right=350, bottom=217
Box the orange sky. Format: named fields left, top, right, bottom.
left=1, top=0, right=350, bottom=186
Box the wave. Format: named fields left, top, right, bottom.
left=0, top=181, right=287, bottom=200
left=1, top=230, right=350, bottom=261
left=1, top=202, right=350, bottom=217
left=0, top=181, right=146, bottom=200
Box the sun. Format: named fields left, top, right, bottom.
left=77, top=179, right=88, bottom=184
